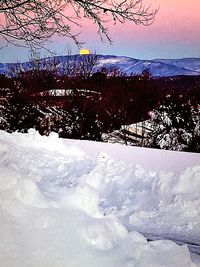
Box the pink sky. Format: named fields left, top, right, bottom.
left=0, top=0, right=200, bottom=62
left=76, top=0, right=200, bottom=58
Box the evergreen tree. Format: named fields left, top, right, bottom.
left=0, top=88, right=43, bottom=133
left=146, top=95, right=200, bottom=152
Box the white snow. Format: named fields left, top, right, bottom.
left=39, top=89, right=101, bottom=97
left=0, top=129, right=200, bottom=267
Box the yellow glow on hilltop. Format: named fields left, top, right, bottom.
left=79, top=49, right=90, bottom=55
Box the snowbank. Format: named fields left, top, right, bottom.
left=0, top=129, right=199, bottom=267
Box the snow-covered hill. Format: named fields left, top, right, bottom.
left=0, top=129, right=200, bottom=267
left=95, top=56, right=200, bottom=76
left=153, top=58, right=200, bottom=73
left=1, top=55, right=200, bottom=77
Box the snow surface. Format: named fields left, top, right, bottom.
left=0, top=129, right=200, bottom=267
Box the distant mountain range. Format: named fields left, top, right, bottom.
left=1, top=55, right=200, bottom=77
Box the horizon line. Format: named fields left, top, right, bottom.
left=1, top=54, right=200, bottom=64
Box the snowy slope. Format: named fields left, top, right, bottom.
left=154, top=58, right=200, bottom=73
left=95, top=56, right=200, bottom=76
left=1, top=55, right=200, bottom=77
left=0, top=129, right=200, bottom=267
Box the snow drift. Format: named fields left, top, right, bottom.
left=0, top=129, right=199, bottom=267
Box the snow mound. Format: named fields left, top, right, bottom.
left=0, top=129, right=199, bottom=267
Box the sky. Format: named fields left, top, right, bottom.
left=0, top=0, right=200, bottom=62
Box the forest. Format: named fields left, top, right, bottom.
left=0, top=55, right=199, bottom=152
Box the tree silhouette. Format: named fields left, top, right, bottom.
left=0, top=0, right=157, bottom=47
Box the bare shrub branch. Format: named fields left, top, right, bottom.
left=0, top=0, right=158, bottom=47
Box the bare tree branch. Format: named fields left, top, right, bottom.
left=0, top=0, right=158, bottom=48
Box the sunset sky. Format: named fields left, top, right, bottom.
left=0, top=0, right=200, bottom=62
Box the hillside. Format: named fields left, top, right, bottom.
left=1, top=55, right=200, bottom=77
